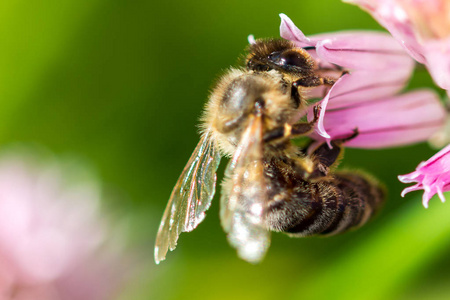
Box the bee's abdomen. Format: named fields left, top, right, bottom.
left=319, top=172, right=385, bottom=236
left=266, top=171, right=385, bottom=236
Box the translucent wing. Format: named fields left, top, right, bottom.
left=220, top=115, right=271, bottom=263
left=154, top=131, right=221, bottom=264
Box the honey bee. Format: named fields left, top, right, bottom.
left=154, top=38, right=385, bottom=264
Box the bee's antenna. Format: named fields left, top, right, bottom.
left=302, top=46, right=316, bottom=51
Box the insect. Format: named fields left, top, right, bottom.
left=154, top=38, right=385, bottom=264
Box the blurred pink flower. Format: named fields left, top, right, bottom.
left=0, top=154, right=128, bottom=300
left=344, top=0, right=450, bottom=94
left=399, top=144, right=450, bottom=208
left=279, top=14, right=446, bottom=148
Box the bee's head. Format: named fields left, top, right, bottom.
left=246, top=39, right=315, bottom=76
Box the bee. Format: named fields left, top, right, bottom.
left=154, top=38, right=385, bottom=264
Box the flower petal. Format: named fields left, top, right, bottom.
left=279, top=13, right=314, bottom=47
left=310, top=89, right=446, bottom=148
left=307, top=68, right=413, bottom=106
left=279, top=14, right=327, bottom=66
left=400, top=183, right=422, bottom=197
left=280, top=13, right=415, bottom=74
left=423, top=37, right=450, bottom=91
left=309, top=74, right=351, bottom=141
left=343, top=0, right=427, bottom=63
left=345, top=0, right=450, bottom=97
left=399, top=144, right=450, bottom=207
left=437, top=185, right=447, bottom=203
left=315, top=32, right=415, bottom=71
left=410, top=144, right=450, bottom=175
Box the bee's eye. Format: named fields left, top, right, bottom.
left=279, top=50, right=307, bottom=67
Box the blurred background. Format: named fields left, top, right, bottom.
left=2, top=0, right=450, bottom=299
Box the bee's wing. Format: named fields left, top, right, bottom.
left=154, top=131, right=221, bottom=264
left=220, top=114, right=271, bottom=263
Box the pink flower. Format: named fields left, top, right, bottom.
left=279, top=14, right=446, bottom=148
left=399, top=144, right=450, bottom=208
left=341, top=1, right=450, bottom=205
left=344, top=0, right=450, bottom=94
left=0, top=153, right=129, bottom=300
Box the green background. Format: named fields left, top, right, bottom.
left=3, top=0, right=450, bottom=299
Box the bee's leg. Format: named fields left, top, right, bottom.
left=291, top=84, right=302, bottom=108
left=309, top=128, right=359, bottom=178
left=316, top=64, right=350, bottom=75
left=287, top=128, right=358, bottom=180
left=316, top=63, right=345, bottom=72
left=294, top=69, right=349, bottom=89
left=263, top=106, right=321, bottom=143
left=334, top=128, right=359, bottom=144
left=293, top=76, right=335, bottom=88
left=309, top=143, right=343, bottom=178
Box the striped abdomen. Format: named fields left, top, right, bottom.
left=264, top=160, right=385, bottom=237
